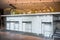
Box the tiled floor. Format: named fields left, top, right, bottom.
left=0, top=31, right=43, bottom=40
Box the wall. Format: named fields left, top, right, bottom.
left=6, top=14, right=53, bottom=37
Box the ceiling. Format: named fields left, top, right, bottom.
left=0, top=0, right=60, bottom=8
left=0, top=0, right=60, bottom=12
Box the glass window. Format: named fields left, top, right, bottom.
left=6, top=21, right=19, bottom=31
left=22, top=21, right=32, bottom=32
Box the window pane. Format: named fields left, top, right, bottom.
left=6, top=23, right=10, bottom=30
left=14, top=23, right=19, bottom=31
left=22, top=21, right=32, bottom=32
left=10, top=22, right=15, bottom=30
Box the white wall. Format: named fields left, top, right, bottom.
left=6, top=15, right=53, bottom=37
left=32, top=16, right=42, bottom=34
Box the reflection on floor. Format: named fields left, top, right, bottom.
left=0, top=31, right=42, bottom=40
